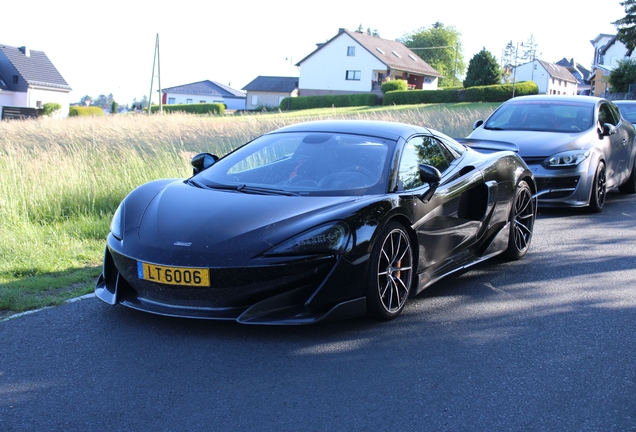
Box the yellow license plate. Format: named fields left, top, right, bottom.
left=137, top=262, right=210, bottom=287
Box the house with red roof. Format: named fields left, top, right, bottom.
left=296, top=29, right=441, bottom=97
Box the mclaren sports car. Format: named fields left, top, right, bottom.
left=96, top=120, right=536, bottom=324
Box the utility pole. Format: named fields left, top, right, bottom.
left=147, top=33, right=162, bottom=115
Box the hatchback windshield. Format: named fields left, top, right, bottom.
left=485, top=100, right=594, bottom=133
left=195, top=132, right=392, bottom=196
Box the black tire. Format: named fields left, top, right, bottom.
left=589, top=161, right=606, bottom=213
left=618, top=159, right=636, bottom=194
left=505, top=180, right=535, bottom=260
left=365, top=221, right=414, bottom=320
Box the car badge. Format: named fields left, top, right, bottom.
left=174, top=241, right=192, bottom=247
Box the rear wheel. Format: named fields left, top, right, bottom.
left=365, top=221, right=414, bottom=320
left=618, top=159, right=636, bottom=194
left=589, top=161, right=606, bottom=213
left=505, top=180, right=535, bottom=260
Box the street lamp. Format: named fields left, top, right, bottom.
left=409, top=45, right=459, bottom=86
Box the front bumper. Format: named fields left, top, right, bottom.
left=526, top=161, right=593, bottom=207
left=95, top=241, right=367, bottom=325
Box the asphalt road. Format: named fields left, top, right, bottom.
left=1, top=191, right=636, bottom=432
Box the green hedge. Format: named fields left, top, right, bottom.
left=383, top=81, right=539, bottom=105
left=381, top=79, right=408, bottom=94
left=150, top=103, right=225, bottom=115
left=68, top=106, right=105, bottom=117
left=280, top=93, right=380, bottom=111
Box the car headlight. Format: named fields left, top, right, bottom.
left=110, top=202, right=124, bottom=240
left=544, top=150, right=590, bottom=167
left=265, top=222, right=350, bottom=256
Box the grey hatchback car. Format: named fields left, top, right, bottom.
left=469, top=95, right=636, bottom=212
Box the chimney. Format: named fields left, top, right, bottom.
left=18, top=46, right=30, bottom=57
left=338, top=28, right=345, bottom=34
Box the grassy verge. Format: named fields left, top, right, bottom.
left=0, top=103, right=499, bottom=318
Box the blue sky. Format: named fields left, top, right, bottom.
left=0, top=0, right=625, bottom=105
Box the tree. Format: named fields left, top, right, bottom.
left=609, top=59, right=636, bottom=92
left=399, top=22, right=465, bottom=87
left=463, top=48, right=501, bottom=88
left=355, top=24, right=379, bottom=37
left=519, top=34, right=540, bottom=61
left=614, top=0, right=636, bottom=51
left=80, top=95, right=92, bottom=106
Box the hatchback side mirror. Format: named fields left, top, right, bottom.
left=599, top=123, right=616, bottom=136
left=191, top=152, right=219, bottom=175
left=473, top=120, right=484, bottom=130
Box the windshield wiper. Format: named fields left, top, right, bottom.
left=186, top=179, right=211, bottom=189
left=236, top=184, right=300, bottom=196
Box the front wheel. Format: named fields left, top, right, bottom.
left=365, top=221, right=414, bottom=320
left=589, top=161, right=606, bottom=213
left=505, top=180, right=535, bottom=260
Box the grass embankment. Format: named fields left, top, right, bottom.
left=0, top=103, right=499, bottom=318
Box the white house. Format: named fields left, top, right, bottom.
left=512, top=59, right=578, bottom=95
left=590, top=33, right=635, bottom=96
left=242, top=76, right=298, bottom=110
left=161, top=80, right=246, bottom=110
left=296, top=28, right=441, bottom=97
left=0, top=44, right=72, bottom=119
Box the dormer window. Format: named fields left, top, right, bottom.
left=347, top=46, right=355, bottom=56
left=408, top=54, right=417, bottom=61
left=376, top=47, right=385, bottom=54
left=392, top=51, right=401, bottom=58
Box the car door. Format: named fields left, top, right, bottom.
left=598, top=101, right=629, bottom=184
left=397, top=135, right=493, bottom=272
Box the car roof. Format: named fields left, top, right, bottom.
left=508, top=95, right=605, bottom=104
left=268, top=120, right=431, bottom=141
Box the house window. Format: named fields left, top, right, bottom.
left=187, top=98, right=192, bottom=103
left=12, top=75, right=18, bottom=84
left=346, top=70, right=361, bottom=80
left=200, top=100, right=206, bottom=103
left=36, top=101, right=43, bottom=108
left=251, top=95, right=258, bottom=106
left=168, top=97, right=175, bottom=104
left=347, top=46, right=355, bottom=56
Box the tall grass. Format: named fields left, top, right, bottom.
left=0, top=103, right=498, bottom=317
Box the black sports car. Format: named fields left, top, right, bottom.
left=96, top=120, right=536, bottom=324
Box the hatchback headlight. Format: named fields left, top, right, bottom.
left=544, top=150, right=590, bottom=167
left=110, top=202, right=124, bottom=240
left=265, top=222, right=350, bottom=256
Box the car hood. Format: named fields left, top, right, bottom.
left=137, top=181, right=357, bottom=253
left=468, top=128, right=595, bottom=157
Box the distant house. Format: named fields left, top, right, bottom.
left=161, top=80, right=246, bottom=110
left=556, top=58, right=591, bottom=95
left=512, top=59, right=578, bottom=95
left=242, top=76, right=298, bottom=110
left=296, top=28, right=442, bottom=97
left=590, top=33, right=635, bottom=96
left=0, top=44, right=72, bottom=120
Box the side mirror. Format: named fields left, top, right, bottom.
left=599, top=123, right=617, bottom=136
left=418, top=164, right=442, bottom=203
left=191, top=152, right=219, bottom=175
left=473, top=120, right=484, bottom=130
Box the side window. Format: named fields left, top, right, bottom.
left=398, top=136, right=454, bottom=191
left=598, top=103, right=618, bottom=126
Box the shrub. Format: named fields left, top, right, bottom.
left=150, top=103, right=225, bottom=115
left=381, top=79, right=408, bottom=94
left=68, top=106, right=105, bottom=117
left=280, top=93, right=379, bottom=110
left=42, top=102, right=62, bottom=117
left=383, top=81, right=538, bottom=105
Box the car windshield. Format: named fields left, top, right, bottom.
left=195, top=131, right=392, bottom=196
left=484, top=100, right=595, bottom=133
left=615, top=102, right=636, bottom=123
